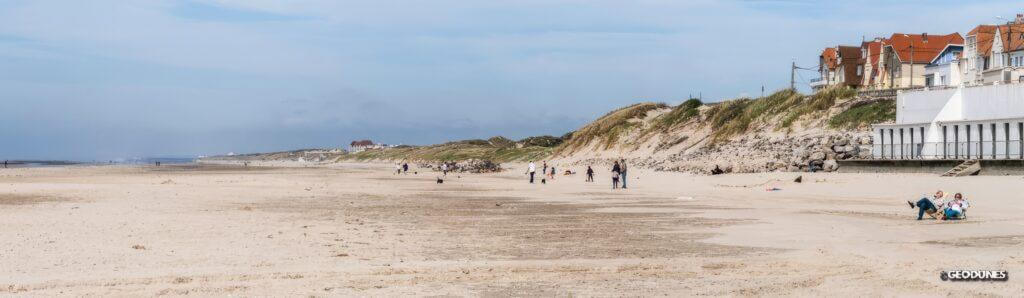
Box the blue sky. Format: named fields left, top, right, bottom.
left=0, top=0, right=1019, bottom=160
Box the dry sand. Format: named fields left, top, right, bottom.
left=1, top=163, right=1022, bottom=296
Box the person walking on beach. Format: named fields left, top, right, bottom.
left=441, top=163, right=448, bottom=176
left=527, top=161, right=537, bottom=184
left=3, top=160, right=6, bottom=168
left=402, top=162, right=409, bottom=174
left=586, top=166, right=594, bottom=182
left=396, top=163, right=402, bottom=175
left=619, top=159, right=628, bottom=189
left=549, top=164, right=556, bottom=180
left=542, top=161, right=548, bottom=176
left=611, top=161, right=621, bottom=189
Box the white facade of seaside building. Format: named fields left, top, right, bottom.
left=872, top=83, right=1024, bottom=159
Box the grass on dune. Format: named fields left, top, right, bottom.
left=827, top=100, right=896, bottom=129
left=340, top=138, right=556, bottom=163
left=557, top=102, right=668, bottom=153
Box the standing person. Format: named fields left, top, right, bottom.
left=620, top=159, right=628, bottom=189
left=396, top=163, right=402, bottom=175
left=441, top=163, right=448, bottom=176
left=542, top=161, right=548, bottom=177
left=3, top=160, right=7, bottom=168
left=402, top=162, right=409, bottom=174
left=549, top=164, right=556, bottom=180
left=611, top=161, right=621, bottom=189
left=527, top=161, right=537, bottom=184
left=586, top=166, right=594, bottom=182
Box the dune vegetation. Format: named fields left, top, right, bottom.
left=341, top=86, right=883, bottom=163
left=340, top=137, right=557, bottom=163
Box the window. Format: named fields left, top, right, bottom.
left=857, top=65, right=863, bottom=76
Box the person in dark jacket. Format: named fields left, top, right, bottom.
left=586, top=166, right=594, bottom=182
left=611, top=161, right=621, bottom=189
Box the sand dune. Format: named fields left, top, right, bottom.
left=0, top=164, right=1021, bottom=296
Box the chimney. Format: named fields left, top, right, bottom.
left=922, top=33, right=928, bottom=42
left=1017, top=13, right=1023, bottom=24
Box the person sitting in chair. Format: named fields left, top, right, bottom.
left=943, top=193, right=968, bottom=220
left=908, top=190, right=945, bottom=220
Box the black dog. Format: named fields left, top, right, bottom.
left=541, top=178, right=546, bottom=184
left=436, top=177, right=444, bottom=184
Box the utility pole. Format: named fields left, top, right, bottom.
left=909, top=44, right=914, bottom=88
left=790, top=61, right=796, bottom=90
left=903, top=33, right=914, bottom=88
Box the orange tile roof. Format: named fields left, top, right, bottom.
left=861, top=39, right=883, bottom=65
left=968, top=24, right=1024, bottom=57
left=885, top=33, right=963, bottom=63
left=999, top=24, right=1024, bottom=53
left=821, top=47, right=838, bottom=69
left=969, top=25, right=996, bottom=56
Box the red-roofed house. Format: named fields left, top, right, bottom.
left=811, top=47, right=839, bottom=91
left=962, top=15, right=1024, bottom=85
left=835, top=45, right=863, bottom=89
left=880, top=32, right=964, bottom=88
left=350, top=140, right=375, bottom=152
left=812, top=46, right=862, bottom=90
left=860, top=38, right=885, bottom=88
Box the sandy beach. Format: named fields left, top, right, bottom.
left=1, top=163, right=1022, bottom=296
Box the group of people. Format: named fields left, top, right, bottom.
left=526, top=159, right=629, bottom=189
left=908, top=190, right=970, bottom=220
left=395, top=162, right=410, bottom=174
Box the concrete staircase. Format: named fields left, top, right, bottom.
left=941, top=160, right=981, bottom=177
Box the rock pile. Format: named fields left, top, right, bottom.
left=419, top=159, right=502, bottom=173
left=650, top=131, right=871, bottom=174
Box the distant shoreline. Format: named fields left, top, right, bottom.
left=2, top=158, right=197, bottom=168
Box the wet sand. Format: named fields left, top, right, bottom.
left=1, top=163, right=1022, bottom=296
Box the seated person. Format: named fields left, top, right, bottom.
left=908, top=190, right=945, bottom=220
left=943, top=193, right=968, bottom=220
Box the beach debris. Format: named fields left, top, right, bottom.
left=716, top=179, right=778, bottom=188
left=793, top=175, right=802, bottom=183
left=132, top=244, right=147, bottom=250
left=160, top=179, right=175, bottom=185
left=822, top=160, right=839, bottom=172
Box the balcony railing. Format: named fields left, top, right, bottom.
left=872, top=141, right=1024, bottom=160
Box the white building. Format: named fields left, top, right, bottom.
left=924, top=45, right=962, bottom=87
left=872, top=83, right=1024, bottom=160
